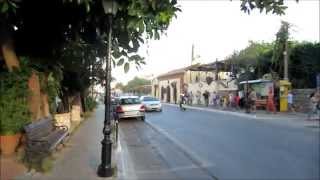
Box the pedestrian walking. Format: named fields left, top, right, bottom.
left=249, top=88, right=257, bottom=113
left=216, top=94, right=220, bottom=107
left=222, top=95, right=228, bottom=110
left=287, top=90, right=295, bottom=112
left=203, top=90, right=210, bottom=107
left=307, top=91, right=320, bottom=120
left=188, top=91, right=193, bottom=105
left=229, top=92, right=234, bottom=108
left=267, top=87, right=276, bottom=113
left=212, top=91, right=217, bottom=106
left=234, top=92, right=240, bottom=109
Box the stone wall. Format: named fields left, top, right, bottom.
left=292, top=89, right=316, bottom=112
left=187, top=80, right=237, bottom=105
left=158, top=78, right=182, bottom=104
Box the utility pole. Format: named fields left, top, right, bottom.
left=284, top=40, right=289, bottom=80
left=190, top=43, right=194, bottom=83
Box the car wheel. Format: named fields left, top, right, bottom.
left=159, top=108, right=162, bottom=112
left=141, top=116, right=145, bottom=121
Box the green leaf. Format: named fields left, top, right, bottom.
left=124, top=62, right=130, bottom=73
left=86, top=3, right=90, bottom=12
left=117, top=58, right=125, bottom=66
left=1, top=2, right=9, bottom=13
left=112, top=50, right=122, bottom=59
left=151, top=1, right=156, bottom=10
left=8, top=0, right=17, bottom=8
left=138, top=20, right=144, bottom=33
left=154, top=31, right=160, bottom=40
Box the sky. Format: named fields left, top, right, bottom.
left=112, top=0, right=320, bottom=86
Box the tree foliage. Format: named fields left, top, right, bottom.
left=59, top=41, right=105, bottom=94
left=227, top=41, right=274, bottom=77
left=115, top=82, right=124, bottom=90
left=226, top=40, right=320, bottom=88
left=122, top=76, right=150, bottom=93
left=289, top=42, right=320, bottom=88
left=239, top=0, right=299, bottom=15
left=0, top=0, right=180, bottom=72
left=271, top=21, right=291, bottom=77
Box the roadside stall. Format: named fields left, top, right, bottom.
left=239, top=79, right=274, bottom=109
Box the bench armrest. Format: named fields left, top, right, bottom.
left=54, top=125, right=69, bottom=132
left=27, top=139, right=50, bottom=150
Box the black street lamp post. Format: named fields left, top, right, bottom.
left=97, top=0, right=118, bottom=177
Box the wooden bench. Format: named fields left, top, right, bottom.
left=24, top=117, right=69, bottom=166
left=255, top=99, right=267, bottom=109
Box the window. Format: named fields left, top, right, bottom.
left=143, top=97, right=158, bottom=101
left=120, top=98, right=141, bottom=105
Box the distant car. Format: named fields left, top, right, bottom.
left=140, top=96, right=162, bottom=112
left=115, top=96, right=145, bottom=121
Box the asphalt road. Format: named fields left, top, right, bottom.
left=143, top=104, right=320, bottom=180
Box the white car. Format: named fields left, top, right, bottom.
left=140, top=96, right=162, bottom=112
left=115, top=96, right=145, bottom=121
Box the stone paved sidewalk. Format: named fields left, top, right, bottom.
left=16, top=105, right=116, bottom=180
left=0, top=154, right=27, bottom=180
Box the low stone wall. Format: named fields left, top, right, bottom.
left=292, top=88, right=315, bottom=112
left=54, top=113, right=71, bottom=132
left=71, top=105, right=81, bottom=123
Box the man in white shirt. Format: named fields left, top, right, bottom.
left=287, top=91, right=294, bottom=112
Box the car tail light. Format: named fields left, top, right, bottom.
left=116, top=106, right=124, bottom=113
left=139, top=105, right=145, bottom=112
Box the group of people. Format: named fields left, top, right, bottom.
left=210, top=91, right=241, bottom=110
left=308, top=90, right=320, bottom=120
left=180, top=88, right=320, bottom=120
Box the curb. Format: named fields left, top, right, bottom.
left=163, top=103, right=303, bottom=121
left=116, top=127, right=138, bottom=180
left=163, top=103, right=258, bottom=119
left=163, top=103, right=320, bottom=129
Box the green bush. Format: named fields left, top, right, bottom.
left=85, top=96, right=97, bottom=111
left=0, top=64, right=31, bottom=135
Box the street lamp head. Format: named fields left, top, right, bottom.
left=102, top=0, right=118, bottom=16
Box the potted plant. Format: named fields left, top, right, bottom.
left=0, top=68, right=31, bottom=155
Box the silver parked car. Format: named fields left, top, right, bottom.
left=115, top=96, right=145, bottom=121
left=140, top=96, right=162, bottom=112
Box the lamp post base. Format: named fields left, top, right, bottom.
left=97, top=164, right=113, bottom=177
left=97, top=135, right=113, bottom=177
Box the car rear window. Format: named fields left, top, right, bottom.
left=143, top=97, right=158, bottom=101
left=120, top=98, right=141, bottom=105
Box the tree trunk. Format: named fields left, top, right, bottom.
left=2, top=41, right=43, bottom=121
left=61, top=91, right=70, bottom=113
left=41, top=92, right=50, bottom=117
left=80, top=91, right=86, bottom=113
left=1, top=42, right=20, bottom=71
left=28, top=72, right=42, bottom=121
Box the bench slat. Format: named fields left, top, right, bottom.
left=24, top=117, right=69, bottom=154
left=24, top=118, right=53, bottom=139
